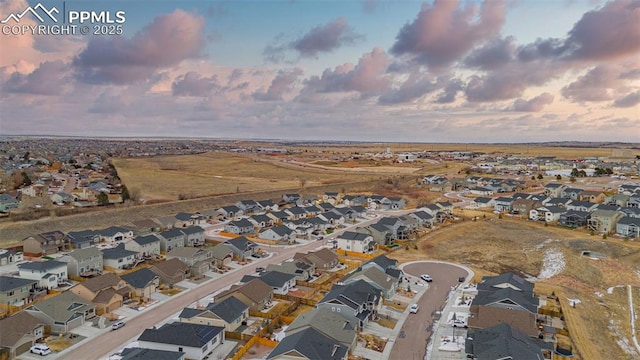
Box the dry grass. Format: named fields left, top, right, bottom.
left=389, top=217, right=640, bottom=359
left=112, top=152, right=383, bottom=201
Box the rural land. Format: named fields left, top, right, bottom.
left=1, top=137, right=639, bottom=360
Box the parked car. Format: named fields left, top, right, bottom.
left=458, top=276, right=465, bottom=282
left=409, top=304, right=419, bottom=313
left=30, top=343, right=51, bottom=356
left=421, top=274, right=433, bottom=282
left=112, top=320, right=125, bottom=330
left=452, top=319, right=468, bottom=328
left=255, top=267, right=265, bottom=273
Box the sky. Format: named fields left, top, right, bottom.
left=0, top=0, right=638, bottom=143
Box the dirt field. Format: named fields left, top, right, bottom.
left=391, top=217, right=640, bottom=360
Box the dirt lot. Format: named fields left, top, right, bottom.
left=391, top=217, right=640, bottom=360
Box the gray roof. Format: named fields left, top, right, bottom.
left=619, top=216, right=640, bottom=226
left=134, top=234, right=161, bottom=246
left=204, top=296, right=249, bottom=323
left=121, top=347, right=185, bottom=360
left=67, top=230, right=99, bottom=243
left=479, top=272, right=534, bottom=294
left=466, top=323, right=551, bottom=360
left=247, top=270, right=295, bottom=288
left=174, top=212, right=194, bottom=221
left=229, top=218, right=254, bottom=228
left=338, top=231, right=371, bottom=241
left=320, top=279, right=381, bottom=310
left=121, top=268, right=158, bottom=289
left=562, top=210, right=590, bottom=219
left=267, top=327, right=348, bottom=360
left=268, top=225, right=295, bottom=237
left=181, top=226, right=204, bottom=235
left=67, top=246, right=102, bottom=261
left=0, top=276, right=37, bottom=292
left=472, top=287, right=539, bottom=314
left=25, top=291, right=93, bottom=323
left=160, top=228, right=185, bottom=239
left=97, top=226, right=130, bottom=237
left=287, top=307, right=356, bottom=347
left=366, top=254, right=397, bottom=271
left=138, top=322, right=224, bottom=348
left=18, top=260, right=67, bottom=272
left=474, top=197, right=493, bottom=204
left=225, top=236, right=256, bottom=252
left=101, top=244, right=138, bottom=260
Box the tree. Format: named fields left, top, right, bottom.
left=570, top=176, right=576, bottom=183
left=97, top=192, right=109, bottom=206
left=531, top=176, right=535, bottom=180
left=556, top=174, right=562, bottom=181
left=537, top=174, right=544, bottom=180
left=21, top=172, right=32, bottom=186
left=121, top=185, right=130, bottom=202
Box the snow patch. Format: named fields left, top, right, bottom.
left=537, top=248, right=565, bottom=280
left=568, top=298, right=581, bottom=306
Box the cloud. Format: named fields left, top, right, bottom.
left=303, top=47, right=390, bottom=96
left=264, top=17, right=363, bottom=62
left=510, top=93, right=554, bottom=112
left=390, top=0, right=506, bottom=69
left=565, top=0, right=640, bottom=61
left=378, top=73, right=439, bottom=105
left=253, top=68, right=304, bottom=101
left=4, top=60, right=70, bottom=95
left=73, top=10, right=206, bottom=84
left=613, top=91, right=640, bottom=108
left=172, top=72, right=220, bottom=97
left=561, top=64, right=628, bottom=102
left=464, top=36, right=516, bottom=70
left=362, top=0, right=378, bottom=13
left=434, top=78, right=464, bottom=103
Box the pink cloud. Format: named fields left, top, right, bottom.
left=510, top=93, right=554, bottom=112
left=253, top=68, right=304, bottom=101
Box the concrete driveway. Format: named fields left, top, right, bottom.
left=389, top=262, right=470, bottom=360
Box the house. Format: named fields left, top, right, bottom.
left=126, top=218, right=163, bottom=236
left=374, top=217, right=411, bottom=240
left=102, top=244, right=138, bottom=270
left=317, top=280, right=382, bottom=329
left=257, top=199, right=279, bottom=212
left=544, top=197, right=572, bottom=207
left=363, top=254, right=398, bottom=273
left=235, top=200, right=260, bottom=214
left=588, top=209, right=624, bottom=233
left=59, top=246, right=103, bottom=278
left=607, top=193, right=631, bottom=207
left=293, top=248, right=338, bottom=272
left=283, top=193, right=301, bottom=204
left=285, top=206, right=308, bottom=220
left=344, top=266, right=399, bottom=299
left=96, top=226, right=133, bottom=242
left=215, top=278, right=273, bottom=311
left=318, top=211, right=345, bottom=225
left=210, top=244, right=234, bottom=268
left=0, top=249, right=23, bottom=266
left=120, top=348, right=185, bottom=360
left=435, top=201, right=454, bottom=214
left=224, top=236, right=258, bottom=259
left=465, top=323, right=553, bottom=360
left=18, top=260, right=68, bottom=289
left=224, top=219, right=255, bottom=235
left=493, top=197, right=514, bottom=213
left=265, top=260, right=315, bottom=281
left=22, top=230, right=68, bottom=256
left=166, top=247, right=212, bottom=278
left=380, top=197, right=406, bottom=210
left=0, top=193, right=19, bottom=212
left=137, top=322, right=225, bottom=360
left=121, top=268, right=160, bottom=300
left=511, top=198, right=540, bottom=215
left=258, top=225, right=297, bottom=243
left=579, top=190, right=606, bottom=203
left=156, top=216, right=178, bottom=230
left=248, top=214, right=274, bottom=228
left=175, top=212, right=205, bottom=227
left=342, top=195, right=366, bottom=207
left=150, top=258, right=190, bottom=286
left=68, top=273, right=130, bottom=314
left=0, top=276, right=37, bottom=306
left=335, top=231, right=375, bottom=253
left=617, top=216, right=640, bottom=238
left=470, top=187, right=494, bottom=196
left=158, top=228, right=187, bottom=253
left=0, top=311, right=45, bottom=358
left=242, top=270, right=296, bottom=295
left=66, top=230, right=100, bottom=249
left=543, top=206, right=565, bottom=223
left=179, top=296, right=249, bottom=331
left=469, top=197, right=494, bottom=209
left=355, top=224, right=391, bottom=245
left=217, top=205, right=243, bottom=219
left=566, top=200, right=598, bottom=212
left=267, top=327, right=348, bottom=360
left=266, top=210, right=290, bottom=223
left=619, top=183, right=640, bottom=195
left=286, top=307, right=357, bottom=350
left=182, top=226, right=205, bottom=247
left=125, top=234, right=161, bottom=259
left=561, top=187, right=583, bottom=200
left=25, top=291, right=96, bottom=334
left=322, top=191, right=341, bottom=204
left=469, top=273, right=539, bottom=336
left=621, top=207, right=640, bottom=218
left=559, top=210, right=591, bottom=228
left=543, top=183, right=567, bottom=198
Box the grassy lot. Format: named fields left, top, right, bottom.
left=112, top=152, right=383, bottom=201
left=390, top=217, right=640, bottom=360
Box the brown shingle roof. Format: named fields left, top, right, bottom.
left=0, top=312, right=43, bottom=348
left=151, top=258, right=189, bottom=278
left=77, top=273, right=122, bottom=293
left=468, top=305, right=537, bottom=337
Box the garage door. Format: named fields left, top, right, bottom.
left=15, top=341, right=32, bottom=356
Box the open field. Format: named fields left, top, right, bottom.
left=391, top=217, right=640, bottom=360
left=112, top=152, right=385, bottom=201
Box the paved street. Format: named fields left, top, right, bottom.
left=389, top=262, right=469, bottom=360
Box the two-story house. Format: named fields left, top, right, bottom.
left=0, top=276, right=37, bottom=306
left=59, top=246, right=103, bottom=278
left=125, top=234, right=161, bottom=259
left=179, top=296, right=249, bottom=331
left=102, top=244, right=138, bottom=270
left=18, top=260, right=68, bottom=289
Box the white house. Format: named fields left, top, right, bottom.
left=335, top=231, right=375, bottom=253
left=17, top=260, right=68, bottom=289
left=137, top=322, right=225, bottom=360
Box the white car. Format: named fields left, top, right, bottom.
left=421, top=274, right=433, bottom=282
left=112, top=320, right=125, bottom=330
left=30, top=343, right=51, bottom=356
left=452, top=319, right=468, bottom=328
left=409, top=304, right=419, bottom=313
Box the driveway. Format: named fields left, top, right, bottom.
left=389, top=262, right=469, bottom=360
